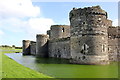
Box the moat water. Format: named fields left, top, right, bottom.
left=5, top=53, right=119, bottom=78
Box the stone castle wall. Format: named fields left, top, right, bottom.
left=48, top=25, right=71, bottom=59
left=108, top=27, right=119, bottom=61
left=22, top=5, right=120, bottom=65
left=48, top=37, right=71, bottom=59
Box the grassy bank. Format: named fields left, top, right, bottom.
left=1, top=47, right=52, bottom=78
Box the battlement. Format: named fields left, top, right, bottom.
left=69, top=6, right=112, bottom=37
left=70, top=6, right=107, bottom=20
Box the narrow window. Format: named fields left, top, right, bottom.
left=102, top=45, right=105, bottom=52
left=62, top=28, right=64, bottom=32
left=83, top=44, right=88, bottom=51
left=83, top=44, right=86, bottom=51
left=81, top=44, right=89, bottom=54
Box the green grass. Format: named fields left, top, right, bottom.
left=1, top=47, right=118, bottom=78
left=1, top=47, right=52, bottom=78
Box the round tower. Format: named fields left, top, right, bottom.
left=69, top=6, right=111, bottom=65
left=36, top=34, right=49, bottom=57
left=50, top=25, right=70, bottom=40
left=30, top=41, right=36, bottom=55
left=22, top=40, right=31, bottom=55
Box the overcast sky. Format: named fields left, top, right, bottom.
left=0, top=0, right=118, bottom=46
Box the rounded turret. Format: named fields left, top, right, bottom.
left=50, top=25, right=70, bottom=40
left=69, top=6, right=112, bottom=36
left=70, top=6, right=110, bottom=65
left=36, top=34, right=49, bottom=57
left=22, top=40, right=31, bottom=55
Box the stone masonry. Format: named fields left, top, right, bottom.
left=22, top=40, right=31, bottom=55
left=22, top=5, right=119, bottom=65
left=30, top=41, right=36, bottom=55
left=36, top=34, right=49, bottom=57
left=69, top=6, right=111, bottom=65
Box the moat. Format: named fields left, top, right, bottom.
left=5, top=53, right=118, bottom=78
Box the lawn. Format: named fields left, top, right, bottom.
left=1, top=47, right=52, bottom=78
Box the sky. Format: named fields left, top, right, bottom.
left=0, top=0, right=119, bottom=47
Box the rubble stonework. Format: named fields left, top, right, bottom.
left=108, top=27, right=120, bottom=61
left=69, top=6, right=111, bottom=65
left=22, top=5, right=119, bottom=65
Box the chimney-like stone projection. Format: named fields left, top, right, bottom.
left=36, top=34, right=49, bottom=57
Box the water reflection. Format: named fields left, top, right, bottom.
left=35, top=57, right=70, bottom=64
left=5, top=53, right=118, bottom=78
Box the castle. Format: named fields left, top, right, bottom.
left=22, top=6, right=120, bottom=65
